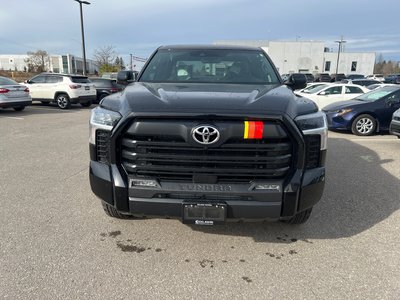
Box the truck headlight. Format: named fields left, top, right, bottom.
left=295, top=111, right=328, bottom=150
left=89, top=107, right=121, bottom=144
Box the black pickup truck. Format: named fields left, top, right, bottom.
left=89, top=45, right=327, bottom=225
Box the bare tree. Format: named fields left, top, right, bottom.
left=93, top=45, right=116, bottom=66
left=376, top=53, right=384, bottom=64
left=25, top=50, right=49, bottom=72
left=382, top=61, right=397, bottom=75
left=374, top=53, right=400, bottom=75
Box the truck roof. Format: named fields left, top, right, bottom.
left=158, top=44, right=262, bottom=51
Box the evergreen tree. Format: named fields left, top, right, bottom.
left=119, top=57, right=125, bottom=70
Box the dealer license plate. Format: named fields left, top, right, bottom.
left=182, top=202, right=226, bottom=225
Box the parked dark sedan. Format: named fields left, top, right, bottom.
left=304, top=73, right=315, bottom=83
left=341, top=79, right=380, bottom=87
left=330, top=73, right=346, bottom=82
left=322, top=86, right=400, bottom=136
left=314, top=73, right=331, bottom=82
left=89, top=78, right=123, bottom=103
left=346, top=74, right=365, bottom=80
left=384, top=74, right=400, bottom=84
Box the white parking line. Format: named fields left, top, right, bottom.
left=28, top=107, right=70, bottom=112
left=29, top=107, right=92, bottom=113
left=330, top=137, right=397, bottom=142
left=351, top=138, right=398, bottom=142
left=0, top=116, right=24, bottom=120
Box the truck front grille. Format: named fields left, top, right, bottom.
left=120, top=131, right=293, bottom=183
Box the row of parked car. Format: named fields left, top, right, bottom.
left=285, top=74, right=400, bottom=136
left=0, top=70, right=138, bottom=111
left=1, top=70, right=399, bottom=138
left=282, top=72, right=400, bottom=85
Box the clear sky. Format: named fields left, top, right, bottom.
left=1, top=0, right=399, bottom=66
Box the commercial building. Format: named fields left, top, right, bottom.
left=214, top=40, right=376, bottom=76
left=0, top=54, right=98, bottom=74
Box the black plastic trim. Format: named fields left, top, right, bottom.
left=89, top=161, right=113, bottom=205
left=129, top=198, right=282, bottom=220
left=298, top=167, right=326, bottom=211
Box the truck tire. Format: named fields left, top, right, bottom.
left=102, top=202, right=133, bottom=219
left=56, top=93, right=71, bottom=109
left=283, top=207, right=313, bottom=224
left=99, top=93, right=108, bottom=101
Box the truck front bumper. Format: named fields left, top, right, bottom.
left=89, top=160, right=325, bottom=221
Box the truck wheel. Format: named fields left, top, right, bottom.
left=102, top=202, right=133, bottom=219
left=283, top=207, right=313, bottom=224
left=351, top=114, right=376, bottom=136
left=56, top=94, right=71, bottom=109
left=99, top=93, right=108, bottom=101
left=13, top=106, right=25, bottom=111
left=80, top=101, right=92, bottom=107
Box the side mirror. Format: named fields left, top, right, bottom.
left=319, top=91, right=327, bottom=95
left=25, top=79, right=31, bottom=84
left=117, top=71, right=136, bottom=85
left=284, top=73, right=307, bottom=91
left=117, top=72, right=128, bottom=82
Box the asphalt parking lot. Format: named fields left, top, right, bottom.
left=0, top=104, right=399, bottom=299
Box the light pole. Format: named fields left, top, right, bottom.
left=335, top=36, right=346, bottom=77
left=73, top=0, right=90, bottom=75
left=130, top=54, right=133, bottom=70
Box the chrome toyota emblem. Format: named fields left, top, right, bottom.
left=192, top=125, right=220, bottom=145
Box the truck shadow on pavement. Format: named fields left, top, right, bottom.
left=189, top=137, right=399, bottom=242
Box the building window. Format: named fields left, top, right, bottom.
left=62, top=56, right=68, bottom=73
left=351, top=61, right=357, bottom=71
left=325, top=61, right=331, bottom=72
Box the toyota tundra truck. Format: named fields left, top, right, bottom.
left=89, top=45, right=327, bottom=225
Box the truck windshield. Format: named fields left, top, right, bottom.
left=139, top=49, right=280, bottom=84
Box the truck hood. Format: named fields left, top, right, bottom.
left=101, top=82, right=318, bottom=118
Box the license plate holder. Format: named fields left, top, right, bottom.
left=182, top=202, right=226, bottom=225
left=85, top=86, right=90, bottom=90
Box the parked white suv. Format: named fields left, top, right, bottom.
left=366, top=74, right=385, bottom=82
left=25, top=73, right=96, bottom=109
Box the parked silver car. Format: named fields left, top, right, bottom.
left=0, top=76, right=32, bottom=111
left=389, top=108, right=400, bottom=138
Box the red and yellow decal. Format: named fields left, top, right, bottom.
left=244, top=121, right=264, bottom=139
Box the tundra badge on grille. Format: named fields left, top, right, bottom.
left=192, top=125, right=220, bottom=145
